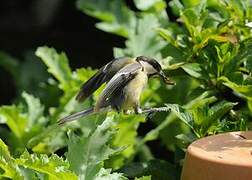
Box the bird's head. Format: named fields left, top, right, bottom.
left=136, top=56, right=175, bottom=85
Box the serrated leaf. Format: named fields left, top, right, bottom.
left=115, top=14, right=166, bottom=57
left=0, top=139, right=23, bottom=179
left=95, top=168, right=127, bottom=180
left=67, top=116, right=121, bottom=180
left=165, top=104, right=194, bottom=130
left=16, top=150, right=77, bottom=180
left=0, top=93, right=50, bottom=155
left=77, top=0, right=136, bottom=38
left=35, top=46, right=73, bottom=91
left=190, top=100, right=237, bottom=136
left=207, top=101, right=237, bottom=123
left=106, top=114, right=145, bottom=169
left=22, top=92, right=46, bottom=129
left=0, top=105, right=27, bottom=140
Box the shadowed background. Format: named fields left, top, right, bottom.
left=0, top=0, right=126, bottom=104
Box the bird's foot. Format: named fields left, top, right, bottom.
left=141, top=107, right=171, bottom=114
left=142, top=107, right=171, bottom=121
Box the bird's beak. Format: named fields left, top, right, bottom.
left=159, top=71, right=176, bottom=85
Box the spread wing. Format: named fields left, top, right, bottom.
left=75, top=57, right=131, bottom=102
left=95, top=62, right=142, bottom=110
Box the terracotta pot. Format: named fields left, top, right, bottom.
left=181, top=131, right=252, bottom=180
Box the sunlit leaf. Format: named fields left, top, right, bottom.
left=114, top=14, right=166, bottom=58
left=16, top=150, right=77, bottom=180
left=134, top=0, right=166, bottom=11
left=67, top=116, right=121, bottom=180
left=95, top=168, right=127, bottom=180
left=219, top=76, right=252, bottom=99
left=0, top=139, right=23, bottom=179
left=22, top=92, right=46, bottom=129
left=77, top=0, right=136, bottom=38
left=0, top=105, right=27, bottom=140
left=36, top=46, right=73, bottom=91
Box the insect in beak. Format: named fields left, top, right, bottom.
left=159, top=71, right=175, bottom=85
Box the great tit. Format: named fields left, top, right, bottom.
left=58, top=56, right=174, bottom=124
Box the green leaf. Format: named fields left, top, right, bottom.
left=181, top=63, right=208, bottom=79
left=168, top=0, right=184, bottom=16
left=119, top=160, right=176, bottom=180
left=0, top=105, right=27, bottom=140
left=165, top=104, right=194, bottom=130
left=75, top=67, right=96, bottom=83
left=181, top=4, right=207, bottom=37
left=190, top=100, right=237, bottom=136
left=77, top=0, right=136, bottom=38
left=22, top=92, right=46, bottom=129
left=207, top=101, right=237, bottom=125
left=26, top=124, right=59, bottom=151
left=67, top=116, right=121, bottom=180
left=219, top=76, right=252, bottom=99
left=0, top=93, right=50, bottom=155
left=0, top=139, right=23, bottom=179
left=106, top=114, right=145, bottom=169
left=157, top=28, right=177, bottom=47
left=134, top=176, right=151, bottom=180
left=115, top=14, right=166, bottom=57
left=182, top=0, right=202, bottom=8
left=16, top=150, right=77, bottom=180
left=95, top=168, right=127, bottom=180
left=134, top=0, right=166, bottom=11
left=35, top=46, right=73, bottom=91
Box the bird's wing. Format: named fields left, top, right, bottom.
left=95, top=62, right=142, bottom=110
left=75, top=57, right=132, bottom=102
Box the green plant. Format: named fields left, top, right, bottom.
left=0, top=0, right=252, bottom=179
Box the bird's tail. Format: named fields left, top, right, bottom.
left=57, top=108, right=94, bottom=125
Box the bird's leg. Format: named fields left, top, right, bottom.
left=141, top=107, right=171, bottom=114
left=134, top=106, right=171, bottom=114
left=141, top=106, right=171, bottom=121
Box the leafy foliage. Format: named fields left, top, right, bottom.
left=1, top=0, right=252, bottom=179
left=67, top=116, right=119, bottom=179
left=0, top=139, right=77, bottom=179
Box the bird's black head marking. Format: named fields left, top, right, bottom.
left=136, top=56, right=162, bottom=72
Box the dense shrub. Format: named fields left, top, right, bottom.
left=0, top=0, right=252, bottom=179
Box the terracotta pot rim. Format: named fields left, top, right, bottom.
left=181, top=131, right=252, bottom=180
left=187, top=131, right=252, bottom=167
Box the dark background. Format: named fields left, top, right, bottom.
left=0, top=0, right=126, bottom=105
left=0, top=0, right=125, bottom=67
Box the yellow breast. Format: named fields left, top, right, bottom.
left=122, top=70, right=148, bottom=110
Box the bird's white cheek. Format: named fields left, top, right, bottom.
left=140, top=61, right=157, bottom=74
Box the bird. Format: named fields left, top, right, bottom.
left=58, top=56, right=174, bottom=124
